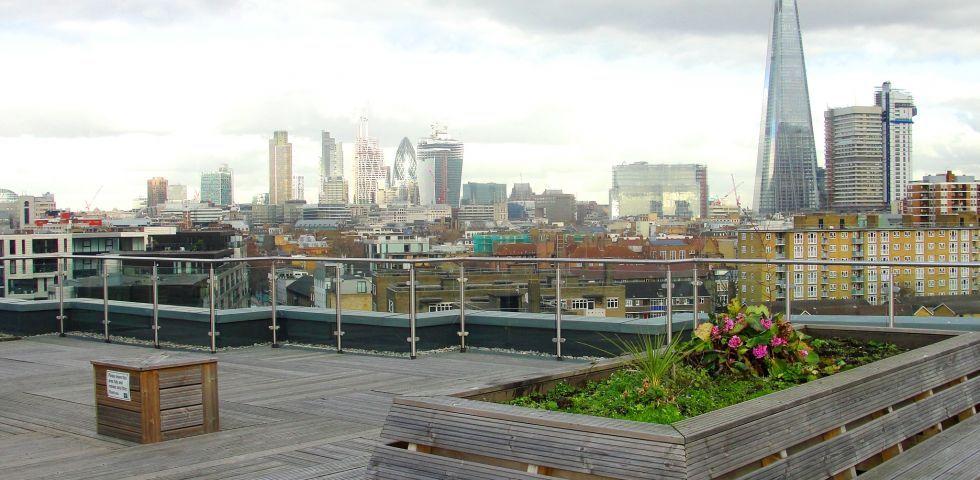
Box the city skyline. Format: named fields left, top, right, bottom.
left=2, top=1, right=979, bottom=211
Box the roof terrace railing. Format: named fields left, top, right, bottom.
left=2, top=253, right=979, bottom=359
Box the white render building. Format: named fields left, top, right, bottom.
left=876, top=82, right=917, bottom=213
left=0, top=230, right=164, bottom=300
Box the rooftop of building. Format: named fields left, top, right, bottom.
left=0, top=335, right=586, bottom=479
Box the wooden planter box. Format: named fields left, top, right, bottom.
left=368, top=326, right=980, bottom=479
left=92, top=355, right=219, bottom=444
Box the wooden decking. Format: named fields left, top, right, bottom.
left=862, top=414, right=980, bottom=480
left=0, top=335, right=587, bottom=480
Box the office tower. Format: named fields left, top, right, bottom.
left=392, top=137, right=419, bottom=204
left=876, top=82, right=917, bottom=213
left=905, top=171, right=980, bottom=225
left=824, top=106, right=886, bottom=212
left=146, top=177, right=168, bottom=210
left=320, top=131, right=342, bottom=179
left=167, top=184, right=187, bottom=202
left=752, top=0, right=819, bottom=216
left=319, top=177, right=349, bottom=204
left=509, top=183, right=534, bottom=201
left=352, top=117, right=385, bottom=205
left=417, top=123, right=464, bottom=206
left=534, top=189, right=577, bottom=224
left=393, top=137, right=417, bottom=183
left=319, top=131, right=344, bottom=202
left=609, top=163, right=708, bottom=219
left=462, top=183, right=507, bottom=205
left=200, top=164, right=234, bottom=206
left=269, top=131, right=292, bottom=205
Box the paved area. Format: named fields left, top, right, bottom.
left=0, top=335, right=586, bottom=479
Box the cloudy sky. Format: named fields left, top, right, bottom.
left=2, top=0, right=979, bottom=210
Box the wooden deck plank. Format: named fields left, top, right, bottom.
left=0, top=335, right=584, bottom=480
left=861, top=415, right=980, bottom=480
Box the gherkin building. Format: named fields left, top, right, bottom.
left=753, top=0, right=819, bottom=216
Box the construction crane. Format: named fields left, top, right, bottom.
left=731, top=174, right=742, bottom=212
left=84, top=186, right=103, bottom=211
left=711, top=176, right=744, bottom=210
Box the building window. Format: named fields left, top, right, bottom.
left=606, top=297, right=619, bottom=309
left=357, top=281, right=367, bottom=293
left=625, top=299, right=634, bottom=307
left=570, top=298, right=595, bottom=310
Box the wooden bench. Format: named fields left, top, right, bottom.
left=861, top=414, right=980, bottom=480
left=92, top=354, right=219, bottom=443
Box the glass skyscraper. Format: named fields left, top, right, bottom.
left=417, top=124, right=463, bottom=207
left=462, top=182, right=507, bottom=205
left=201, top=164, right=233, bottom=206
left=752, top=0, right=819, bottom=216
left=609, top=163, right=708, bottom=219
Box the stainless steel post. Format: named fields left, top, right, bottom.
left=666, top=266, right=673, bottom=344
left=457, top=263, right=468, bottom=352
left=692, top=264, right=698, bottom=330
left=408, top=265, right=418, bottom=359
left=269, top=260, right=279, bottom=348
left=269, top=261, right=278, bottom=348
left=152, top=263, right=160, bottom=348
left=785, top=265, right=792, bottom=323
left=102, top=258, right=111, bottom=343
left=334, top=263, right=344, bottom=353
left=208, top=264, right=217, bottom=354
left=554, top=263, right=564, bottom=360
left=888, top=268, right=895, bottom=328
left=57, top=257, right=66, bottom=337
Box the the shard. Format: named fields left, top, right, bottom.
left=752, top=0, right=819, bottom=216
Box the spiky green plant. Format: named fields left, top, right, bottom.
left=595, top=333, right=685, bottom=388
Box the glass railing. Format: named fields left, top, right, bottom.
left=1, top=253, right=979, bottom=358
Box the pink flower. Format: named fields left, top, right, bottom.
left=771, top=337, right=787, bottom=347
left=728, top=335, right=743, bottom=349
left=760, top=317, right=773, bottom=330
left=736, top=312, right=745, bottom=322
left=722, top=318, right=735, bottom=332
left=800, top=349, right=809, bottom=357
left=752, top=345, right=768, bottom=359
left=710, top=326, right=721, bottom=339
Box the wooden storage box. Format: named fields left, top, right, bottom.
left=92, top=355, right=219, bottom=444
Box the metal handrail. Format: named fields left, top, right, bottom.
left=7, top=252, right=978, bottom=359
left=3, top=253, right=979, bottom=269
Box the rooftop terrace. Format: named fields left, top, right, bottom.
left=0, top=335, right=587, bottom=480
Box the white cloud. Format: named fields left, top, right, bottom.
left=0, top=1, right=977, bottom=210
